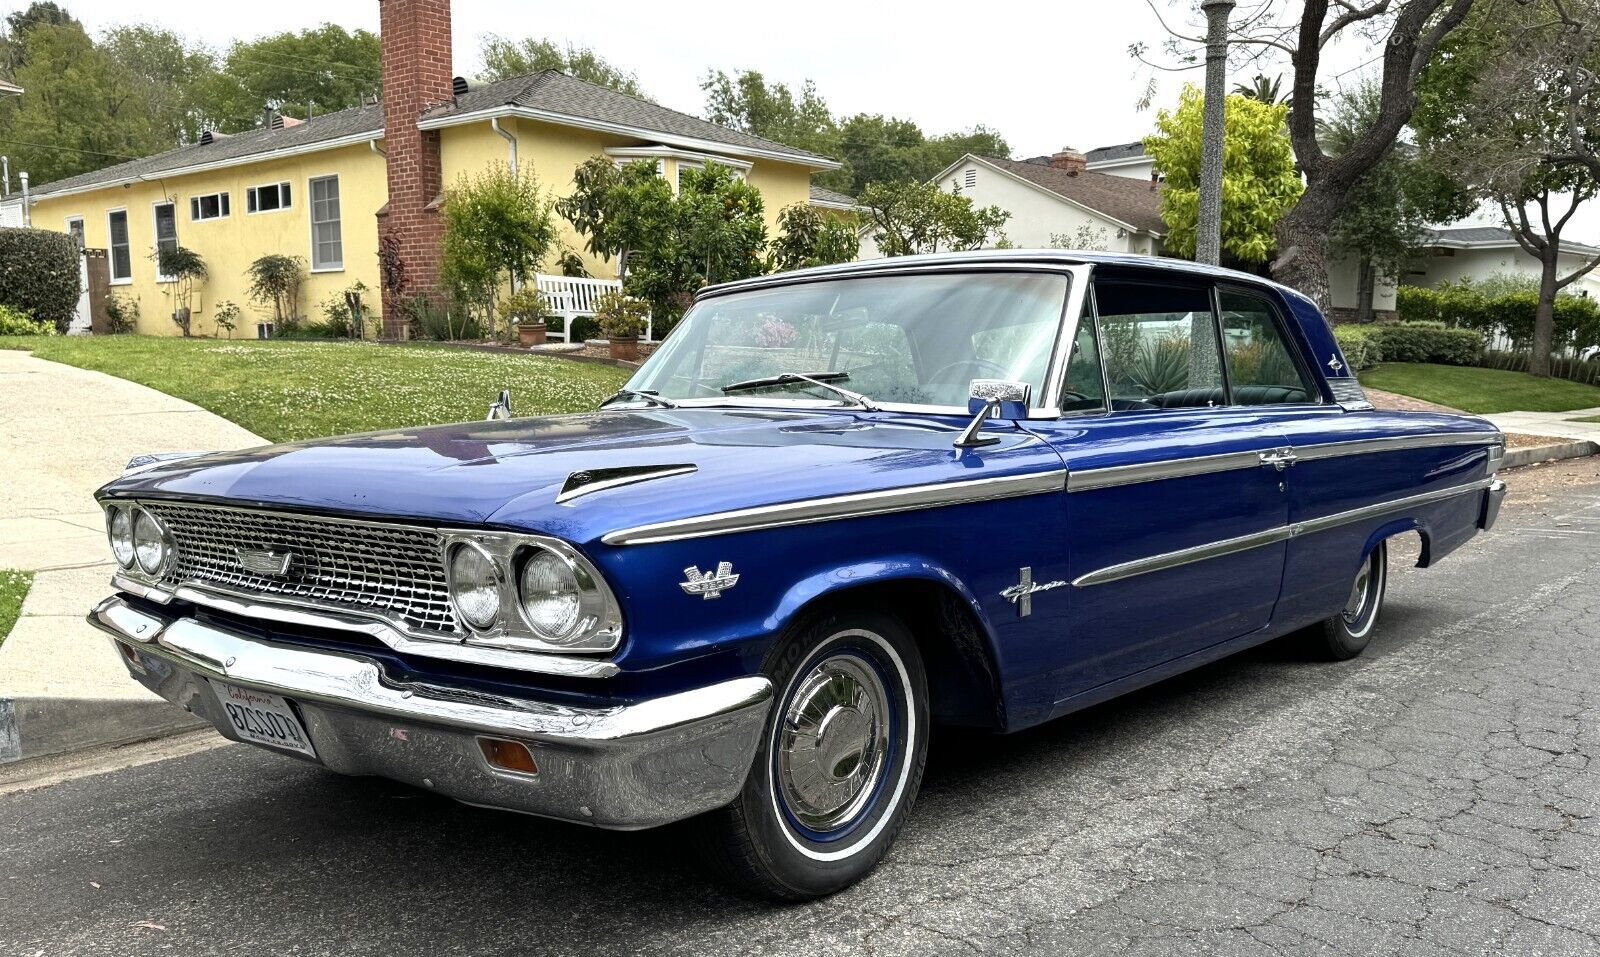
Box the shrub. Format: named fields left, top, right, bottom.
left=1482, top=349, right=1600, bottom=386
left=0, top=303, right=53, bottom=336
left=1368, top=323, right=1483, bottom=365
left=247, top=255, right=306, bottom=325
left=155, top=245, right=208, bottom=336
left=103, top=293, right=139, bottom=334
left=405, top=295, right=483, bottom=341
left=212, top=300, right=241, bottom=339
left=1332, top=325, right=1381, bottom=371
left=1397, top=283, right=1600, bottom=353
left=502, top=287, right=549, bottom=324
left=0, top=227, right=81, bottom=332
left=593, top=291, right=651, bottom=339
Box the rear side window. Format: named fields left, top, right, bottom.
left=1095, top=280, right=1226, bottom=410
left=1218, top=288, right=1315, bottom=405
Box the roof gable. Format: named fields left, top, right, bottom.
left=964, top=154, right=1165, bottom=235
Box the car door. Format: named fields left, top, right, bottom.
left=1028, top=273, right=1295, bottom=707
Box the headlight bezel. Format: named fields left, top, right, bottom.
left=438, top=532, right=622, bottom=655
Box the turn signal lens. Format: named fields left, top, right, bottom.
left=479, top=737, right=538, bottom=775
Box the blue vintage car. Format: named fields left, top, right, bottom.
left=90, top=251, right=1506, bottom=899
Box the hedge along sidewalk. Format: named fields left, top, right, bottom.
left=0, top=226, right=82, bottom=333
left=0, top=349, right=263, bottom=766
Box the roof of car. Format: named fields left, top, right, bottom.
left=701, top=250, right=1312, bottom=307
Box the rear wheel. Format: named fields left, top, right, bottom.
left=1307, top=540, right=1388, bottom=660
left=701, top=607, right=928, bottom=901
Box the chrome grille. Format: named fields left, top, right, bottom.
left=142, top=501, right=459, bottom=635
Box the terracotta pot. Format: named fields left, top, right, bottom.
left=516, top=321, right=547, bottom=348
left=608, top=334, right=639, bottom=361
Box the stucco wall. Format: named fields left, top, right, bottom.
left=926, top=161, right=1153, bottom=254
left=30, top=142, right=387, bottom=337
left=1085, top=158, right=1157, bottom=182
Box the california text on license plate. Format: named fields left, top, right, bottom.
left=210, top=680, right=317, bottom=758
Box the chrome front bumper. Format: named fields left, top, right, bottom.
left=88, top=595, right=773, bottom=829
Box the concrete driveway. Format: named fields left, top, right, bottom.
left=0, top=348, right=262, bottom=762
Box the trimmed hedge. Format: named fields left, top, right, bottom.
left=0, top=228, right=81, bottom=333
left=1397, top=284, right=1600, bottom=352
left=1334, top=322, right=1482, bottom=369
left=1333, top=325, right=1381, bottom=372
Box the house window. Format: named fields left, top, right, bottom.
left=309, top=175, right=342, bottom=271
left=107, top=209, right=131, bottom=283
left=190, top=192, right=230, bottom=221
left=65, top=216, right=85, bottom=249
left=247, top=182, right=291, bottom=213
left=153, top=201, right=178, bottom=281
left=964, top=168, right=977, bottom=189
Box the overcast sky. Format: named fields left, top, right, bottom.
left=15, top=0, right=1599, bottom=242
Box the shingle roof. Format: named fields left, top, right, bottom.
left=1426, top=225, right=1600, bottom=256
left=32, top=102, right=385, bottom=196
left=1084, top=142, right=1147, bottom=164
left=808, top=185, right=859, bottom=208
left=980, top=155, right=1165, bottom=235
left=427, top=71, right=838, bottom=168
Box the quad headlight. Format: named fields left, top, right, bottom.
left=445, top=536, right=620, bottom=652
left=106, top=504, right=170, bottom=576
left=447, top=542, right=503, bottom=630
left=106, top=505, right=136, bottom=568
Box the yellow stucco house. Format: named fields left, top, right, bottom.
left=20, top=0, right=839, bottom=338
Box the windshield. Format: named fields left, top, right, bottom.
left=624, top=272, right=1071, bottom=409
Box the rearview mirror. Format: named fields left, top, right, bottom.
left=967, top=379, right=1031, bottom=421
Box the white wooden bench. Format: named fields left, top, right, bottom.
left=533, top=274, right=655, bottom=342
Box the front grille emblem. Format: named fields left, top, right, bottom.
left=235, top=547, right=294, bottom=577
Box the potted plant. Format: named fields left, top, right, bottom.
left=156, top=245, right=208, bottom=337
left=594, top=290, right=651, bottom=361
left=504, top=286, right=551, bottom=347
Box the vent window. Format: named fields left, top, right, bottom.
left=189, top=192, right=230, bottom=221
left=247, top=182, right=291, bottom=214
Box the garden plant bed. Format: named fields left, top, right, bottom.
left=0, top=336, right=630, bottom=443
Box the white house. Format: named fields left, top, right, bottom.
left=1405, top=226, right=1600, bottom=299
left=859, top=150, right=1166, bottom=259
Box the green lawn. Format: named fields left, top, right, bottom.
left=0, top=569, right=32, bottom=649
left=1359, top=362, right=1600, bottom=415
left=0, top=337, right=632, bottom=443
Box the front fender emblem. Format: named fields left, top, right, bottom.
left=681, top=562, right=739, bottom=600
left=1000, top=566, right=1065, bottom=617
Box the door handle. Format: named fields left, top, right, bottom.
left=1259, top=448, right=1298, bottom=471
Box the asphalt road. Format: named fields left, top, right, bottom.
left=3, top=460, right=1599, bottom=957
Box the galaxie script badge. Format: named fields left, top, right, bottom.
left=1000, top=566, right=1066, bottom=617
left=681, top=562, right=740, bottom=599
left=235, top=547, right=294, bottom=577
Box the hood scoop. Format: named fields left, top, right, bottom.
left=556, top=463, right=698, bottom=504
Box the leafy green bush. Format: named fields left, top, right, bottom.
left=1367, top=323, right=1483, bottom=365
left=1398, top=283, right=1600, bottom=352
left=247, top=255, right=306, bottom=325
left=406, top=295, right=483, bottom=341
left=0, top=303, right=53, bottom=336
left=0, top=227, right=81, bottom=332
left=593, top=291, right=651, bottom=339
left=103, top=294, right=138, bottom=334
left=1332, top=325, right=1381, bottom=371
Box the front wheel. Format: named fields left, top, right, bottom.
left=701, top=607, right=928, bottom=901
left=1307, top=540, right=1388, bottom=660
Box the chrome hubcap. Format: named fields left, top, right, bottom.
left=1342, top=559, right=1373, bottom=625
left=777, top=655, right=891, bottom=833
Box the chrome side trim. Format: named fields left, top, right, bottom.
left=111, top=573, right=621, bottom=678
left=1073, top=477, right=1494, bottom=588
left=1066, top=432, right=1502, bottom=493
left=603, top=470, right=1067, bottom=546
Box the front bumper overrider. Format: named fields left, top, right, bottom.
left=88, top=595, right=772, bottom=830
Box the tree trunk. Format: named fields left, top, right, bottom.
left=1272, top=196, right=1337, bottom=313
left=1356, top=251, right=1376, bottom=324
left=1531, top=250, right=1559, bottom=377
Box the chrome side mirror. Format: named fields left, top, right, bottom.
left=486, top=389, right=513, bottom=421
left=955, top=379, right=1031, bottom=450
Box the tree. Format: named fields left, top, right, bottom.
left=439, top=162, right=559, bottom=336
left=206, top=25, right=381, bottom=132
left=1324, top=79, right=1471, bottom=321
left=1414, top=1, right=1600, bottom=372
left=701, top=69, right=837, bottom=158
left=556, top=157, right=675, bottom=280
left=859, top=180, right=1010, bottom=256
left=1138, top=0, right=1478, bottom=308
left=102, top=25, right=223, bottom=146
left=770, top=204, right=860, bottom=272
left=479, top=34, right=645, bottom=96
left=0, top=19, right=166, bottom=184
left=1143, top=85, right=1303, bottom=264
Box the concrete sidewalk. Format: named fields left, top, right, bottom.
left=1485, top=405, right=1600, bottom=443
left=0, top=349, right=262, bottom=764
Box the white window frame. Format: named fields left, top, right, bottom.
left=189, top=191, right=230, bottom=222
left=152, top=200, right=179, bottom=283
left=604, top=146, right=752, bottom=196
left=307, top=173, right=343, bottom=273
left=246, top=181, right=292, bottom=215
left=64, top=215, right=85, bottom=250
left=105, top=207, right=132, bottom=285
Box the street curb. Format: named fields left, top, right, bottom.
left=1501, top=440, right=1599, bottom=471
left=0, top=695, right=204, bottom=766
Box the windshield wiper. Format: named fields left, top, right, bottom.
left=600, top=388, right=678, bottom=409
left=721, top=371, right=879, bottom=411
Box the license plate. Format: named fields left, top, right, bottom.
left=209, top=681, right=316, bottom=758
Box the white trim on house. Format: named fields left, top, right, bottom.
left=306, top=172, right=344, bottom=273
left=63, top=215, right=85, bottom=248
left=1084, top=155, right=1152, bottom=173
left=929, top=153, right=1164, bottom=239
left=105, top=206, right=132, bottom=285
left=603, top=145, right=754, bottom=173
left=152, top=199, right=178, bottom=283
left=809, top=195, right=863, bottom=212
left=1427, top=234, right=1600, bottom=257
left=418, top=104, right=842, bottom=171
left=26, top=131, right=380, bottom=203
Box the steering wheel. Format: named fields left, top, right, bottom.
left=927, top=358, right=1011, bottom=384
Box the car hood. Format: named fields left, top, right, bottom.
left=102, top=407, right=1060, bottom=547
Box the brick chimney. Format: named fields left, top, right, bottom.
left=1049, top=148, right=1087, bottom=176
left=377, top=0, right=453, bottom=338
